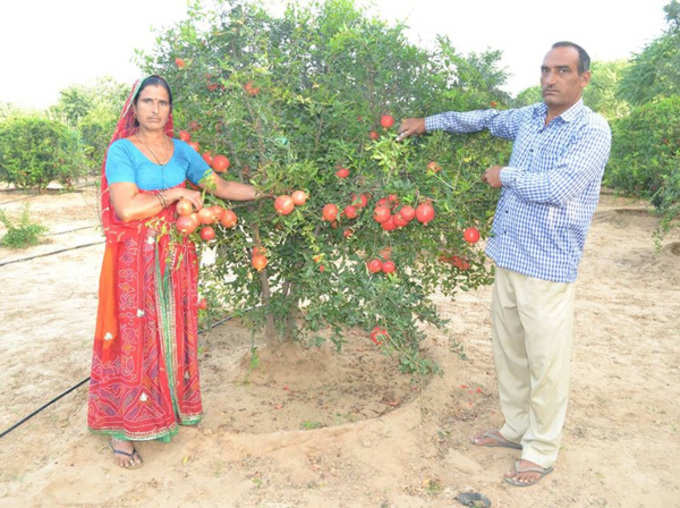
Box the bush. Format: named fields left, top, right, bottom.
left=50, top=77, right=128, bottom=172
left=79, top=106, right=117, bottom=169
left=606, top=95, right=680, bottom=197
left=606, top=95, right=680, bottom=239
left=141, top=0, right=511, bottom=372
left=652, top=159, right=680, bottom=240
left=583, top=60, right=630, bottom=120
left=617, top=18, right=680, bottom=106
left=0, top=116, right=87, bottom=190
left=0, top=204, right=47, bottom=248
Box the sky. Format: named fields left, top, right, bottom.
left=0, top=0, right=671, bottom=110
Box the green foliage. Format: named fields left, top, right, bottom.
left=0, top=102, right=29, bottom=122
left=78, top=105, right=118, bottom=168
left=50, top=76, right=128, bottom=169
left=583, top=60, right=630, bottom=120
left=617, top=7, right=680, bottom=106
left=0, top=116, right=87, bottom=190
left=606, top=95, right=680, bottom=235
left=664, top=0, right=680, bottom=29
left=512, top=86, right=541, bottom=108
left=652, top=166, right=680, bottom=240
left=432, top=36, right=511, bottom=106
left=601, top=2, right=680, bottom=240
left=300, top=420, right=324, bottom=430
left=142, top=0, right=511, bottom=371
left=606, top=95, right=680, bottom=195
left=50, top=77, right=128, bottom=127
left=51, top=87, right=93, bottom=127
left=0, top=204, right=47, bottom=248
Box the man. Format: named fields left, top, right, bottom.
left=399, top=42, right=611, bottom=487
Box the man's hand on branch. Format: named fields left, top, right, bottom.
left=397, top=118, right=425, bottom=141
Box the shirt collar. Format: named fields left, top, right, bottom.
left=533, top=98, right=584, bottom=123
left=559, top=99, right=584, bottom=122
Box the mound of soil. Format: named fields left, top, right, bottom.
left=199, top=322, right=423, bottom=434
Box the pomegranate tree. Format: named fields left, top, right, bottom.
left=144, top=0, right=510, bottom=372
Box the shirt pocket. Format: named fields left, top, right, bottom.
left=545, top=205, right=568, bottom=230
left=535, top=146, right=560, bottom=173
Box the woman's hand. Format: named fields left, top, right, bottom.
left=167, top=187, right=203, bottom=210
left=199, top=172, right=259, bottom=201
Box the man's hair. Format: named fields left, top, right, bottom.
left=552, top=41, right=590, bottom=74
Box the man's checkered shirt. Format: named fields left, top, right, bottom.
left=425, top=99, right=611, bottom=283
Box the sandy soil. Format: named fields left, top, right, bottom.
left=0, top=186, right=679, bottom=507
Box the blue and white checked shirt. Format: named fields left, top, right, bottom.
left=426, top=99, right=611, bottom=283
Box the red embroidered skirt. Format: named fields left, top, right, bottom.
left=88, top=212, right=202, bottom=441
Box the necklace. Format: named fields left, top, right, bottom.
left=136, top=134, right=171, bottom=166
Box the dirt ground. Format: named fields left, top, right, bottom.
left=0, top=185, right=679, bottom=507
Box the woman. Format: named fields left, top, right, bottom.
left=88, top=75, right=259, bottom=468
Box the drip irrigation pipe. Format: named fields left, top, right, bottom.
left=0, top=241, right=105, bottom=267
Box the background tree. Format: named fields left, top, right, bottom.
left=606, top=1, right=680, bottom=239
left=50, top=87, right=93, bottom=128
left=583, top=60, right=630, bottom=120
left=50, top=77, right=128, bottom=167
left=617, top=0, right=680, bottom=105
left=512, top=85, right=541, bottom=108
left=0, top=102, right=29, bottom=122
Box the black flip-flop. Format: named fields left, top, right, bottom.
left=109, top=440, right=143, bottom=469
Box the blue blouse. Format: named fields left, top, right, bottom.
left=105, top=138, right=211, bottom=190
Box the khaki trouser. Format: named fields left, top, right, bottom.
left=491, top=267, right=575, bottom=468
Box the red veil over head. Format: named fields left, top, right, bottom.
left=99, top=77, right=175, bottom=242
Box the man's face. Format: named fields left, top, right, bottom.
left=540, top=46, right=590, bottom=112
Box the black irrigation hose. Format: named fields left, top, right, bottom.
left=0, top=377, right=91, bottom=439
left=0, top=241, right=105, bottom=268
left=0, top=313, right=238, bottom=439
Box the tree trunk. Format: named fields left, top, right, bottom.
left=251, top=223, right=275, bottom=340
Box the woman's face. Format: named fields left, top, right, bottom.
left=133, top=84, right=171, bottom=132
